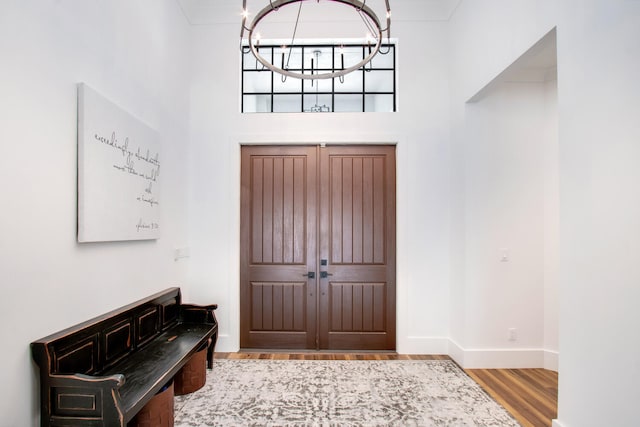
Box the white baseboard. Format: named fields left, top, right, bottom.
left=398, top=337, right=450, bottom=355
left=448, top=339, right=551, bottom=369
left=463, top=348, right=544, bottom=369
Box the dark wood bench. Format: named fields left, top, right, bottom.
left=31, top=287, right=218, bottom=427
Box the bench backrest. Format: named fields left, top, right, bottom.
left=32, top=288, right=182, bottom=376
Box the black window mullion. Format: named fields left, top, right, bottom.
left=270, top=47, right=274, bottom=113
left=392, top=45, right=396, bottom=112
left=301, top=46, right=305, bottom=112
left=241, top=49, right=245, bottom=113
left=331, top=45, right=335, bottom=112
left=361, top=46, right=366, bottom=112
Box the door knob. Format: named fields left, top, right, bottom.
left=303, top=272, right=315, bottom=279
left=320, top=271, right=333, bottom=279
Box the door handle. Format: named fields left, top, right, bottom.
left=320, top=271, right=333, bottom=279
left=303, top=272, right=315, bottom=279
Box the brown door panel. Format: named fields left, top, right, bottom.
left=318, top=146, right=396, bottom=350
left=240, top=146, right=317, bottom=349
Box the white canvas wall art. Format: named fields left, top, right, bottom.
left=77, top=83, right=161, bottom=242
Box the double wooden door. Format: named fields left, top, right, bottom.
left=240, top=145, right=396, bottom=350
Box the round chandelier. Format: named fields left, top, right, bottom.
left=240, top=0, right=392, bottom=80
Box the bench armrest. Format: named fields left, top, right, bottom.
left=52, top=373, right=125, bottom=388
left=180, top=303, right=218, bottom=324
left=179, top=304, right=218, bottom=369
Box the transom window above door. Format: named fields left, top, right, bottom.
left=241, top=42, right=396, bottom=113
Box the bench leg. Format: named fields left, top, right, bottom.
left=207, top=337, right=214, bottom=369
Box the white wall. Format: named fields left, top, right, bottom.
left=0, top=1, right=192, bottom=425
left=447, top=0, right=558, bottom=367
left=450, top=0, right=640, bottom=425
left=187, top=9, right=453, bottom=355
left=448, top=1, right=561, bottom=368
left=555, top=1, right=640, bottom=425
left=454, top=79, right=558, bottom=369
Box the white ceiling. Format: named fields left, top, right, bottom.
left=177, top=0, right=463, bottom=25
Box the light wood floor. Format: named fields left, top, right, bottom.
left=466, top=368, right=558, bottom=427
left=215, top=352, right=558, bottom=427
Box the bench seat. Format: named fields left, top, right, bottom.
left=103, top=322, right=213, bottom=418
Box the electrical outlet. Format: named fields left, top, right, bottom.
left=508, top=328, right=517, bottom=341
left=174, top=247, right=190, bottom=261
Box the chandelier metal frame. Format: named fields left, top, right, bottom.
left=241, top=0, right=391, bottom=80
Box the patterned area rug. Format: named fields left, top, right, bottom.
left=174, top=359, right=520, bottom=427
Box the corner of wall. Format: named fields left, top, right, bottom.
left=214, top=334, right=239, bottom=353
left=447, top=338, right=465, bottom=367
left=544, top=350, right=559, bottom=372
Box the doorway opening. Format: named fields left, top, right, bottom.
left=240, top=145, right=396, bottom=350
